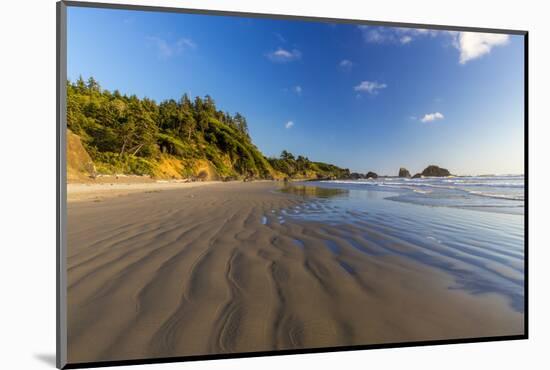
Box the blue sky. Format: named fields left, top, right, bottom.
left=67, top=7, right=525, bottom=175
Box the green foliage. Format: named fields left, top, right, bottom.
left=67, top=76, right=348, bottom=180
left=311, top=161, right=351, bottom=178
left=269, top=151, right=350, bottom=179
left=156, top=133, right=198, bottom=158
left=93, top=152, right=155, bottom=176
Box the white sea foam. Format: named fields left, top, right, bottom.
left=320, top=175, right=525, bottom=208
left=467, top=190, right=524, bottom=201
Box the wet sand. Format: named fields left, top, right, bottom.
left=66, top=181, right=523, bottom=364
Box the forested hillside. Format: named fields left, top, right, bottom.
left=268, top=151, right=350, bottom=180
left=67, top=77, right=349, bottom=181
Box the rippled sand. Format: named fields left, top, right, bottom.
left=66, top=181, right=523, bottom=364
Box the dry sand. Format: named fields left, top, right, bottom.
left=67, top=179, right=222, bottom=202
left=66, top=181, right=523, bottom=364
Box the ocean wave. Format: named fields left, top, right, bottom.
left=413, top=189, right=432, bottom=194
left=466, top=190, right=524, bottom=201
left=318, top=176, right=525, bottom=210
left=441, top=180, right=524, bottom=188
left=323, top=178, right=524, bottom=190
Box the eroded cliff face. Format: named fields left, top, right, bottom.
left=67, top=129, right=96, bottom=181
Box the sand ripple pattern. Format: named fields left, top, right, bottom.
left=66, top=182, right=523, bottom=364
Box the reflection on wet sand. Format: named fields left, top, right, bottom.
left=276, top=183, right=525, bottom=313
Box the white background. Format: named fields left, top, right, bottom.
left=1, top=0, right=548, bottom=369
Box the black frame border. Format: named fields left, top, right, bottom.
left=56, top=1, right=529, bottom=369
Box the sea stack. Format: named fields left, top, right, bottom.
left=366, top=171, right=378, bottom=179
left=398, top=167, right=411, bottom=178
left=421, top=165, right=451, bottom=177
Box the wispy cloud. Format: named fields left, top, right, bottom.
left=147, top=36, right=196, bottom=59
left=358, top=26, right=438, bottom=45
left=147, top=37, right=172, bottom=59
left=285, top=120, right=295, bottom=129
left=358, top=26, right=510, bottom=64
left=274, top=32, right=286, bottom=43
left=452, top=32, right=509, bottom=64
left=400, top=35, right=412, bottom=44
left=282, top=85, right=303, bottom=95
left=354, top=80, right=387, bottom=95
left=420, top=112, right=444, bottom=123
left=176, top=38, right=196, bottom=49
left=266, top=48, right=302, bottom=63
left=339, top=59, right=353, bottom=69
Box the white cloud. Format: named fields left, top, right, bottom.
left=354, top=80, right=387, bottom=94
left=358, top=26, right=438, bottom=44
left=147, top=36, right=196, bottom=59
left=400, top=35, right=413, bottom=44
left=266, top=48, right=302, bottom=62
left=396, top=27, right=439, bottom=38
left=294, top=85, right=302, bottom=95
left=362, top=28, right=384, bottom=43
left=285, top=121, right=295, bottom=129
left=453, top=32, right=509, bottom=64
left=357, top=26, right=510, bottom=64
left=420, top=112, right=444, bottom=123
left=339, top=59, right=353, bottom=69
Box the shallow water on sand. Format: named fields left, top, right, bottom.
left=275, top=182, right=525, bottom=313
left=323, top=176, right=524, bottom=215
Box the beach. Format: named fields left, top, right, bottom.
left=67, top=177, right=223, bottom=202
left=66, top=181, right=524, bottom=364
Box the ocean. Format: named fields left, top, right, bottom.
left=324, top=175, right=524, bottom=215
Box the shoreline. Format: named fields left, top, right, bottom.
left=67, top=176, right=309, bottom=203
left=67, top=172, right=525, bottom=203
